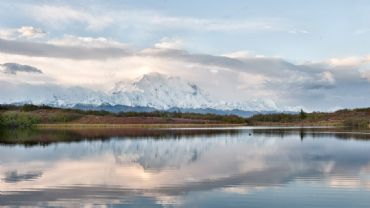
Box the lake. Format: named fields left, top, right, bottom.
left=1, top=127, right=370, bottom=207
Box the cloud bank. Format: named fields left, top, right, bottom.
left=0, top=38, right=130, bottom=60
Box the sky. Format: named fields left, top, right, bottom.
left=1, top=0, right=370, bottom=111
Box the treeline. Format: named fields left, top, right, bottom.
left=248, top=110, right=315, bottom=123
left=0, top=104, right=113, bottom=116
left=116, top=111, right=246, bottom=123
left=3, top=104, right=370, bottom=129
left=248, top=108, right=370, bottom=128
left=249, top=113, right=301, bottom=123
left=0, top=104, right=248, bottom=128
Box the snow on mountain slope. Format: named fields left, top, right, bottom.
left=0, top=72, right=278, bottom=111
left=109, top=72, right=213, bottom=109
left=0, top=80, right=107, bottom=106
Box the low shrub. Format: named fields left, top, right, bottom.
left=46, top=113, right=82, bottom=123
left=248, top=113, right=300, bottom=123
left=343, top=118, right=370, bottom=128
left=0, top=112, right=41, bottom=128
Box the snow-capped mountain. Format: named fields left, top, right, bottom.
left=109, top=72, right=213, bottom=109
left=0, top=81, right=108, bottom=107
left=0, top=72, right=279, bottom=114
left=107, top=73, right=278, bottom=111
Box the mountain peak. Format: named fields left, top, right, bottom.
left=110, top=73, right=212, bottom=109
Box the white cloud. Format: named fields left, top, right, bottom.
left=327, top=56, right=370, bottom=68
left=320, top=71, right=335, bottom=85
left=0, top=26, right=46, bottom=40
left=288, top=29, right=309, bottom=35
left=154, top=37, right=184, bottom=49
left=0, top=29, right=15, bottom=40
left=48, top=35, right=128, bottom=48
left=209, top=69, right=219, bottom=74
left=0, top=38, right=130, bottom=60
left=144, top=14, right=278, bottom=32
left=223, top=51, right=254, bottom=59
left=17, top=26, right=46, bottom=39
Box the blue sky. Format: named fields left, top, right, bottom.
left=1, top=0, right=370, bottom=111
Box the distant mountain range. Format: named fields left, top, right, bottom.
left=0, top=72, right=285, bottom=117
left=74, top=103, right=284, bottom=118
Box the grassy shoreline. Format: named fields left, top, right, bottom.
left=36, top=123, right=246, bottom=129
left=250, top=121, right=342, bottom=127
left=36, top=122, right=344, bottom=130
left=2, top=104, right=370, bottom=130
left=0, top=105, right=249, bottom=129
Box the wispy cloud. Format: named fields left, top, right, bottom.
left=0, top=38, right=130, bottom=60
left=26, top=5, right=113, bottom=30
left=354, top=28, right=370, bottom=35
left=288, top=29, right=309, bottom=35
left=22, top=4, right=284, bottom=33
left=0, top=26, right=46, bottom=40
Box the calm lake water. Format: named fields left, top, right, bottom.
left=1, top=127, right=370, bottom=207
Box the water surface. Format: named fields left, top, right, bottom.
left=1, top=127, right=370, bottom=207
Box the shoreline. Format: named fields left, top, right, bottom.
left=35, top=123, right=340, bottom=130
left=36, top=123, right=247, bottom=129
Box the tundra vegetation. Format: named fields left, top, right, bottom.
left=248, top=108, right=370, bottom=128
left=1, top=105, right=370, bottom=129
left=0, top=104, right=247, bottom=128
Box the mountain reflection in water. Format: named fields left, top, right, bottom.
left=0, top=127, right=370, bottom=207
